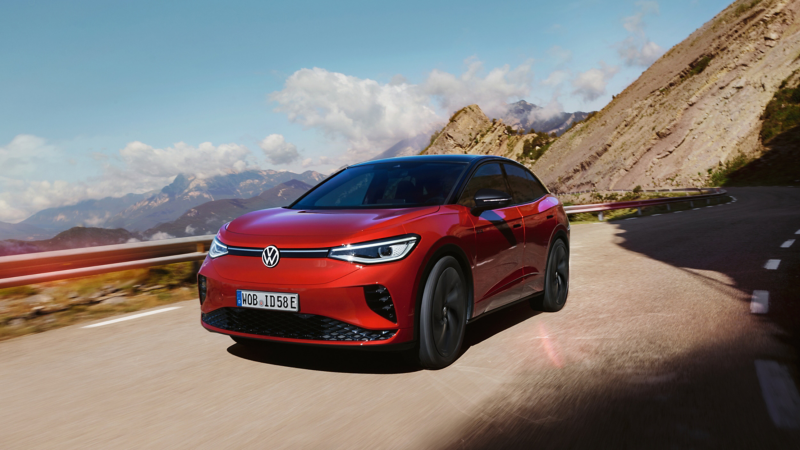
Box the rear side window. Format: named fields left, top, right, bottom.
left=503, top=163, right=547, bottom=205
left=457, top=163, right=509, bottom=208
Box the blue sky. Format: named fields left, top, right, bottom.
left=0, top=0, right=733, bottom=222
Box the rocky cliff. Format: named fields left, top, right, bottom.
left=420, top=104, right=556, bottom=162
left=532, top=0, right=800, bottom=191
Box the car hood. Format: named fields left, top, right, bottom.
left=222, top=206, right=439, bottom=246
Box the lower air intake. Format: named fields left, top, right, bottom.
left=202, top=308, right=396, bottom=342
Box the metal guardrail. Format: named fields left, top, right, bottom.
left=0, top=235, right=214, bottom=289
left=556, top=187, right=718, bottom=196
left=562, top=188, right=727, bottom=217
left=0, top=188, right=727, bottom=289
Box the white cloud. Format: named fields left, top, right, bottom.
left=270, top=67, right=439, bottom=163
left=0, top=134, right=59, bottom=178
left=527, top=97, right=566, bottom=123
left=617, top=1, right=665, bottom=67
left=119, top=141, right=252, bottom=179
left=270, top=58, right=534, bottom=164
left=542, top=70, right=570, bottom=87
left=618, top=37, right=665, bottom=67
left=421, top=57, right=534, bottom=118
left=149, top=232, right=175, bottom=241
left=259, top=134, right=301, bottom=165
left=0, top=135, right=261, bottom=223
left=572, top=63, right=620, bottom=102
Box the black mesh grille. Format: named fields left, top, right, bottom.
left=203, top=307, right=396, bottom=342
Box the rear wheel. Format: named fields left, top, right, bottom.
left=416, top=256, right=468, bottom=369
left=537, top=239, right=569, bottom=312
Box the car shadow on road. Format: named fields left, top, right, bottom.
left=227, top=299, right=542, bottom=374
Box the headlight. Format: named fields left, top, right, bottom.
left=328, top=235, right=419, bottom=264
left=208, top=237, right=228, bottom=259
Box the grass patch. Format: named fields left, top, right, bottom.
left=688, top=55, right=713, bottom=78
left=0, top=261, right=199, bottom=342
left=735, top=0, right=763, bottom=17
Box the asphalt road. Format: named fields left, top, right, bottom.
left=1, top=187, right=798, bottom=449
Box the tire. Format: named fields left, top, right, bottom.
left=538, top=239, right=569, bottom=312
left=416, top=256, right=468, bottom=369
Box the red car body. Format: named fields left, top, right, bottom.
left=199, top=155, right=569, bottom=350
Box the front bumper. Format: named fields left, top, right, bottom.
left=198, top=252, right=420, bottom=347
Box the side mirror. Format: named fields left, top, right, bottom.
left=473, top=188, right=512, bottom=212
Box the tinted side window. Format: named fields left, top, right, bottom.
left=457, top=163, right=509, bottom=208
left=524, top=170, right=549, bottom=200
left=503, top=163, right=544, bottom=205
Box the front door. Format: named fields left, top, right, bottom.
left=458, top=162, right=525, bottom=314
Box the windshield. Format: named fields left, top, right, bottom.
left=291, top=161, right=468, bottom=210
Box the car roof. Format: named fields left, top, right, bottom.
left=351, top=154, right=510, bottom=167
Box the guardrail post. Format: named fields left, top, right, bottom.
left=193, top=243, right=205, bottom=276
left=637, top=207, right=642, bottom=216
left=598, top=212, right=604, bottom=221
left=706, top=198, right=710, bottom=205
left=666, top=204, right=671, bottom=211
left=690, top=201, right=694, bottom=208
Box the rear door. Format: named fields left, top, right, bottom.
left=503, top=163, right=553, bottom=298
left=458, top=162, right=525, bottom=314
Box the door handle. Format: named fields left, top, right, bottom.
left=546, top=215, right=554, bottom=219
left=513, top=223, right=522, bottom=228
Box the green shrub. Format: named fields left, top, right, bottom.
left=688, top=56, right=713, bottom=77
left=708, top=153, right=750, bottom=186
left=761, top=85, right=800, bottom=143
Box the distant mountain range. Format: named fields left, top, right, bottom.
left=5, top=170, right=325, bottom=240
left=501, top=100, right=591, bottom=136
left=0, top=227, right=139, bottom=257
left=0, top=179, right=313, bottom=256
left=144, top=179, right=312, bottom=238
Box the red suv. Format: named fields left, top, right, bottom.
left=199, top=155, right=570, bottom=369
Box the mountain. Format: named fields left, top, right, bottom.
left=105, top=170, right=325, bottom=232
left=143, top=179, right=313, bottom=238
left=502, top=100, right=591, bottom=136
left=420, top=104, right=557, bottom=161
left=0, top=221, right=50, bottom=241
left=531, top=0, right=800, bottom=192
left=370, top=132, right=438, bottom=160
left=0, top=227, right=139, bottom=256
left=20, top=192, right=153, bottom=236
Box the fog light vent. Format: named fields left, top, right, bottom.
left=198, top=275, right=207, bottom=305
left=364, top=285, right=396, bottom=323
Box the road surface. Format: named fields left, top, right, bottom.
left=1, top=187, right=798, bottom=449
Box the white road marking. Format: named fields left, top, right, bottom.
left=82, top=307, right=182, bottom=328
left=652, top=214, right=662, bottom=216
left=764, top=259, right=781, bottom=270
left=692, top=208, right=700, bottom=210
left=625, top=218, right=637, bottom=220
left=751, top=290, right=769, bottom=314
left=782, top=240, right=795, bottom=248
left=755, top=360, right=800, bottom=429
left=796, top=229, right=800, bottom=235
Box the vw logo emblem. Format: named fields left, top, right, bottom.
left=262, top=245, right=280, bottom=268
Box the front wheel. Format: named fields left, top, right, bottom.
left=538, top=239, right=569, bottom=312
left=416, top=256, right=468, bottom=369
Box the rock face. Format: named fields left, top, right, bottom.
left=533, top=0, right=800, bottom=192
left=421, top=104, right=554, bottom=161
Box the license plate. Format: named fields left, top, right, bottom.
left=236, top=290, right=299, bottom=312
